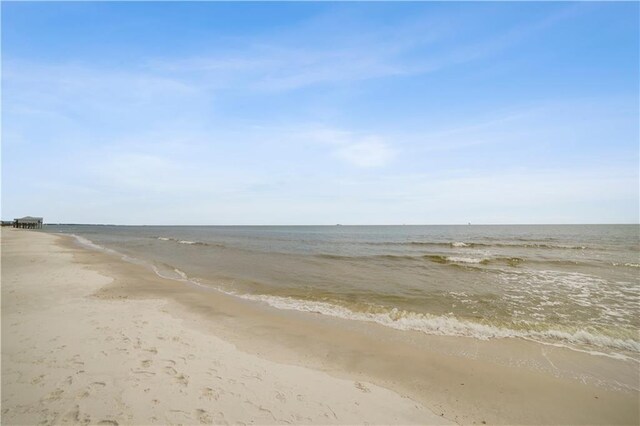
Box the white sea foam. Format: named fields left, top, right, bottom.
left=72, top=234, right=148, bottom=267
left=73, top=235, right=109, bottom=252
left=451, top=242, right=469, bottom=247
left=612, top=262, right=640, bottom=268
left=446, top=256, right=485, bottom=264
left=539, top=301, right=563, bottom=307
left=229, top=292, right=640, bottom=358
left=151, top=265, right=178, bottom=280
left=156, top=236, right=204, bottom=245
left=174, top=268, right=189, bottom=280
left=151, top=265, right=191, bottom=282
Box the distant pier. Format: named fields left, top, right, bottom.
left=12, top=216, right=43, bottom=229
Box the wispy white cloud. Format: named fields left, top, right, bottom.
left=300, top=127, right=395, bottom=168
left=3, top=60, right=202, bottom=123
left=140, top=5, right=580, bottom=93
left=147, top=43, right=409, bottom=92
left=333, top=137, right=394, bottom=168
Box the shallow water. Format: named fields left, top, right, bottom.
left=45, top=224, right=640, bottom=359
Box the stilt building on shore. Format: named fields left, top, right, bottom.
left=13, top=216, right=44, bottom=229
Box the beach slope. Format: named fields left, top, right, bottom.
left=1, top=229, right=449, bottom=425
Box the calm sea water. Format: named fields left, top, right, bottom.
left=45, top=225, right=640, bottom=359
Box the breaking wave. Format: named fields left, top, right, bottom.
left=613, top=262, right=640, bottom=268
left=316, top=253, right=613, bottom=269
left=395, top=241, right=589, bottom=250
left=424, top=255, right=487, bottom=264
left=231, top=293, right=640, bottom=358
left=154, top=236, right=224, bottom=247
left=315, top=253, right=525, bottom=266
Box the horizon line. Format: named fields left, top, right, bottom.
left=22, top=222, right=640, bottom=227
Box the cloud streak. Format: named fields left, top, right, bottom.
left=138, top=4, right=582, bottom=94
left=299, top=127, right=395, bottom=168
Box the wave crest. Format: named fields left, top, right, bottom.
left=232, top=293, right=640, bottom=357
left=154, top=236, right=223, bottom=247
left=402, top=241, right=588, bottom=250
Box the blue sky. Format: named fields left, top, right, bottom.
left=2, top=2, right=638, bottom=225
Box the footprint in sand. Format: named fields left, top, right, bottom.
left=67, top=354, right=85, bottom=367
left=195, top=409, right=213, bottom=424
left=131, top=369, right=156, bottom=377
left=62, top=404, right=90, bottom=424
left=354, top=382, right=371, bottom=393
left=174, top=374, right=189, bottom=387
left=30, top=374, right=45, bottom=385
left=144, top=347, right=158, bottom=354
left=213, top=412, right=229, bottom=426
left=162, top=363, right=189, bottom=387
left=79, top=381, right=106, bottom=399
left=42, top=388, right=64, bottom=402
left=167, top=409, right=191, bottom=421
left=201, top=387, right=220, bottom=401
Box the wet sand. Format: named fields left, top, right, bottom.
left=2, top=228, right=638, bottom=424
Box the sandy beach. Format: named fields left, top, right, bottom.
left=1, top=229, right=449, bottom=425
left=2, top=228, right=639, bottom=425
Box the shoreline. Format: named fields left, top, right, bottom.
left=3, top=228, right=639, bottom=424
left=1, top=228, right=448, bottom=425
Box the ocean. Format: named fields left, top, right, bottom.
left=45, top=224, right=639, bottom=360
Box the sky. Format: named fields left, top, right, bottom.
left=2, top=2, right=639, bottom=225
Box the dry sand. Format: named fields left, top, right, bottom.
left=1, top=228, right=450, bottom=425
